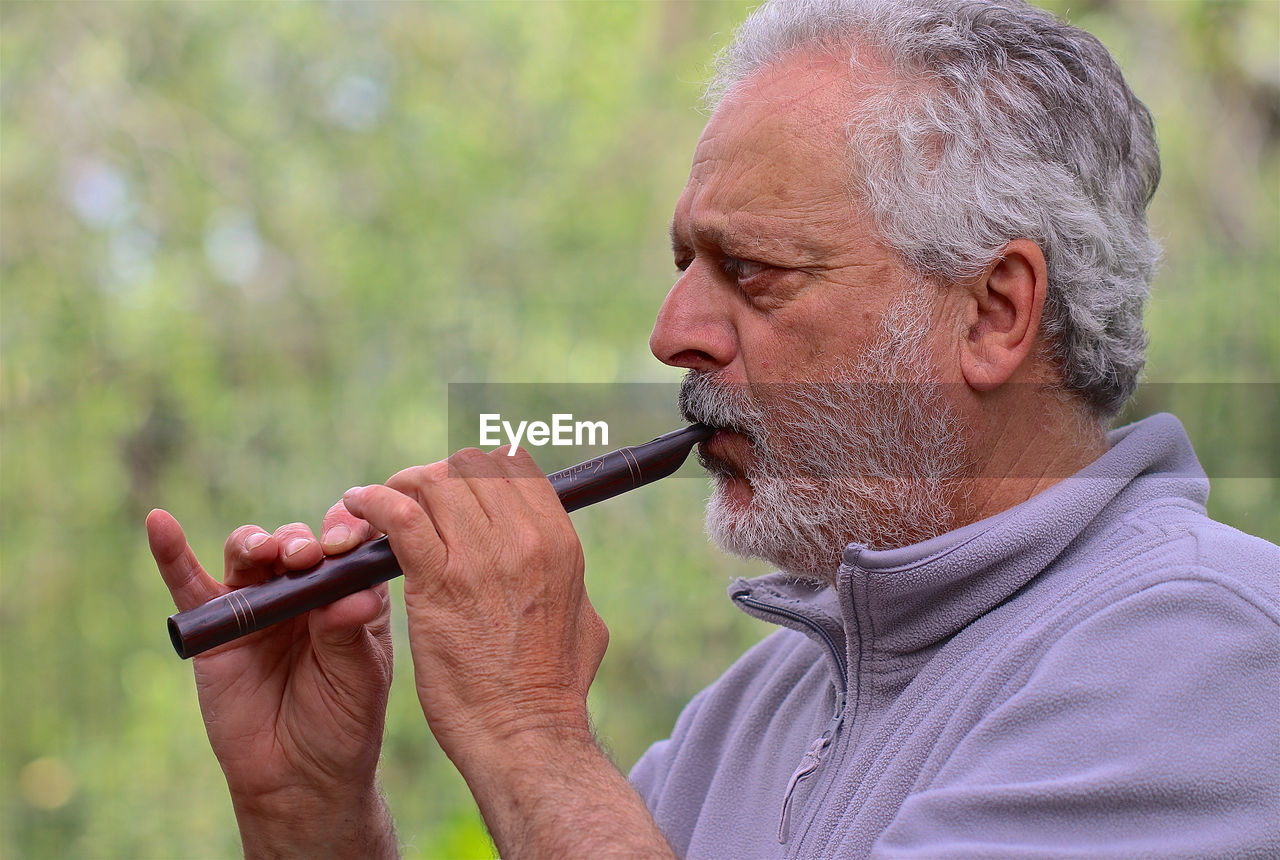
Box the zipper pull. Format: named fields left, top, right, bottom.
left=778, top=735, right=829, bottom=843
left=777, top=691, right=846, bottom=844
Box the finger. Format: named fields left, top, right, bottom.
left=436, top=447, right=547, bottom=530
left=319, top=499, right=379, bottom=554
left=342, top=484, right=447, bottom=577
left=222, top=521, right=322, bottom=589
left=488, top=445, right=562, bottom=510
left=473, top=447, right=572, bottom=534
left=271, top=521, right=324, bottom=570
left=386, top=453, right=490, bottom=536
left=383, top=460, right=447, bottom=508
left=147, top=509, right=225, bottom=612
left=223, top=523, right=280, bottom=587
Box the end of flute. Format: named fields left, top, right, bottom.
left=167, top=615, right=193, bottom=659
left=168, top=609, right=224, bottom=660
left=654, top=423, right=713, bottom=444
left=690, top=423, right=714, bottom=441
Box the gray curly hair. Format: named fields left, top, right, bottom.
left=708, top=0, right=1161, bottom=418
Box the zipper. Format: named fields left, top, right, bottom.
left=731, top=591, right=848, bottom=680
left=731, top=590, right=849, bottom=846
left=777, top=690, right=846, bottom=843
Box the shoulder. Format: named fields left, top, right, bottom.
left=881, top=529, right=1280, bottom=857
left=922, top=502, right=1280, bottom=790
left=1030, top=496, right=1280, bottom=639
left=960, top=509, right=1280, bottom=801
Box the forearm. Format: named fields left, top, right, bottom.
left=233, top=782, right=398, bottom=860
left=461, top=728, right=675, bottom=860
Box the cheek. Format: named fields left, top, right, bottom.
left=740, top=319, right=832, bottom=380
left=743, top=293, right=886, bottom=380
left=784, top=305, right=878, bottom=368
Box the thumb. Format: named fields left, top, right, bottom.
left=306, top=585, right=393, bottom=674
left=148, top=508, right=225, bottom=611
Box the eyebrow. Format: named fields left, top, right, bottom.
left=669, top=215, right=819, bottom=262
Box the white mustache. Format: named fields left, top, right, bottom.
left=677, top=372, right=762, bottom=438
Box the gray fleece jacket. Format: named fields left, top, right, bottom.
left=629, top=413, right=1280, bottom=859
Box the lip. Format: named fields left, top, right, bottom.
left=701, top=427, right=729, bottom=459
left=701, top=427, right=752, bottom=467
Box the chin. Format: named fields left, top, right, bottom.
left=703, top=476, right=842, bottom=586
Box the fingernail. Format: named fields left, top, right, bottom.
left=245, top=532, right=270, bottom=551
left=322, top=524, right=351, bottom=548
left=284, top=538, right=311, bottom=558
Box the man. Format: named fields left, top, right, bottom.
left=148, top=0, right=1280, bottom=857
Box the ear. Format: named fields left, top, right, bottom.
left=959, top=239, right=1047, bottom=392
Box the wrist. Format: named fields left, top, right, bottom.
left=439, top=699, right=597, bottom=776
left=448, top=726, right=675, bottom=859
left=451, top=721, right=604, bottom=817
left=234, top=781, right=397, bottom=860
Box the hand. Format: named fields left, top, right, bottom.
left=342, top=447, right=609, bottom=766
left=147, top=505, right=396, bottom=858
left=344, top=449, right=675, bottom=859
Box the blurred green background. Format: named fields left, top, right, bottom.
left=1, top=1, right=1276, bottom=857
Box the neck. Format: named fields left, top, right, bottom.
left=954, top=394, right=1109, bottom=527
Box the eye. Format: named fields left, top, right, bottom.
left=721, top=256, right=767, bottom=282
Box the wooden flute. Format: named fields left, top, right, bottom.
left=167, top=423, right=713, bottom=658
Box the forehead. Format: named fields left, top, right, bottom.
left=705, top=54, right=856, bottom=158
left=673, top=54, right=870, bottom=254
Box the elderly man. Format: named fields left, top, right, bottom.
left=148, top=0, right=1279, bottom=857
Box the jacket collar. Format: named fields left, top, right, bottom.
left=729, top=413, right=1208, bottom=673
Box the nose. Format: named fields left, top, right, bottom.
left=649, top=265, right=736, bottom=372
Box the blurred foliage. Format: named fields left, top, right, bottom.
left=1, top=1, right=1276, bottom=857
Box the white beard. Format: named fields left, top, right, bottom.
left=679, top=293, right=973, bottom=584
